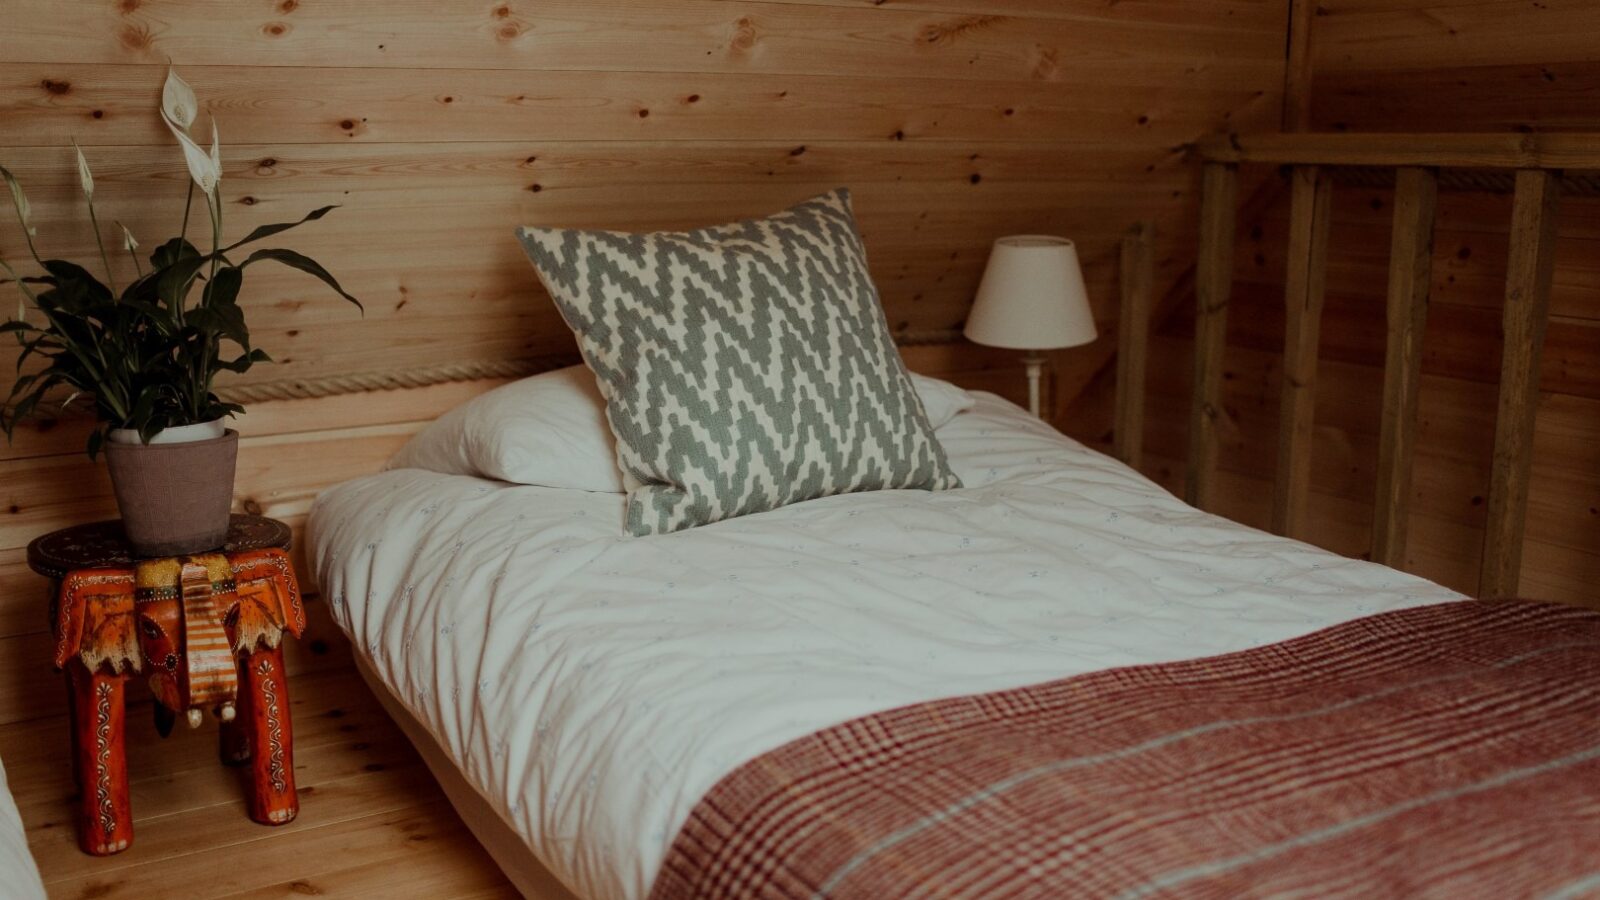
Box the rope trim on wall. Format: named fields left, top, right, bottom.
left=213, top=328, right=965, bottom=405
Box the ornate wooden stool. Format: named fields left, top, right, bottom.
left=27, top=515, right=306, bottom=856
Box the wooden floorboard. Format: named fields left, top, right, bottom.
left=1, top=660, right=516, bottom=899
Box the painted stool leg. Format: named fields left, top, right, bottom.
left=219, top=655, right=253, bottom=767
left=68, top=663, right=132, bottom=855
left=63, top=672, right=81, bottom=789
left=242, top=645, right=297, bottom=825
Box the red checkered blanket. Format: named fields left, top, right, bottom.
left=650, top=600, right=1600, bottom=899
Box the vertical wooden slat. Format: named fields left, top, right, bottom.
left=1185, top=163, right=1238, bottom=510
left=1371, top=167, right=1438, bottom=568
left=1114, top=221, right=1155, bottom=468
left=1480, top=168, right=1561, bottom=597
left=1271, top=166, right=1333, bottom=538
left=1282, top=0, right=1316, bottom=132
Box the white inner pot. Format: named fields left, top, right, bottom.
left=106, top=418, right=227, bottom=445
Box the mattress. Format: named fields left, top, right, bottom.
left=308, top=391, right=1463, bottom=900
left=0, top=755, right=46, bottom=900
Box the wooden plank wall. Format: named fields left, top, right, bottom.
left=0, top=2, right=1290, bottom=727
left=1067, top=0, right=1600, bottom=609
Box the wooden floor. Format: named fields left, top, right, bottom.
left=0, top=660, right=518, bottom=899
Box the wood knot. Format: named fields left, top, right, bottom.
left=117, top=0, right=140, bottom=13
left=278, top=0, right=298, bottom=12
left=498, top=22, right=522, bottom=40
left=729, top=16, right=758, bottom=51
left=918, top=15, right=1004, bottom=47
left=240, top=195, right=257, bottom=205
left=118, top=23, right=152, bottom=50
left=1032, top=46, right=1060, bottom=80
left=40, top=79, right=71, bottom=96
left=262, top=21, right=290, bottom=37
left=242, top=499, right=264, bottom=515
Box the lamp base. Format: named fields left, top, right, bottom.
left=1022, top=354, right=1047, bottom=419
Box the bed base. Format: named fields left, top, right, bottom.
left=353, top=655, right=579, bottom=900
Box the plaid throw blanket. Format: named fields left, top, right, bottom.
left=650, top=601, right=1600, bottom=899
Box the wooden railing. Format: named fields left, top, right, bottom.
left=1115, top=132, right=1600, bottom=598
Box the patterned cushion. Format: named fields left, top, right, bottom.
left=517, top=189, right=961, bottom=535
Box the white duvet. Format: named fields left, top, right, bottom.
left=309, top=393, right=1462, bottom=900
left=0, top=756, right=45, bottom=900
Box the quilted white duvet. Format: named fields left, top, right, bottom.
left=309, top=391, right=1462, bottom=900
left=0, top=756, right=45, bottom=899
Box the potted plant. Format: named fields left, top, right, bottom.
left=1, top=68, right=360, bottom=556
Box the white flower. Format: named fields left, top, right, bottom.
left=0, top=166, right=34, bottom=237
left=160, top=67, right=220, bottom=194
left=209, top=118, right=222, bottom=180
left=73, top=139, right=94, bottom=199
left=161, top=67, right=198, bottom=133
left=166, top=114, right=220, bottom=195
left=0, top=257, right=27, bottom=322
left=120, top=222, right=139, bottom=252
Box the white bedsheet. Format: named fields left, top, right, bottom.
left=0, top=756, right=45, bottom=900
left=309, top=393, right=1463, bottom=900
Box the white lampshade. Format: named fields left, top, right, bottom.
left=964, top=235, right=1098, bottom=351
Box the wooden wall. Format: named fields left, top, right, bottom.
left=0, top=2, right=1291, bottom=727
left=1067, top=0, right=1600, bottom=609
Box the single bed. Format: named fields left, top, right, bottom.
left=309, top=389, right=1487, bottom=900
left=0, top=755, right=47, bottom=900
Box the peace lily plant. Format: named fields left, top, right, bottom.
left=0, top=68, right=360, bottom=555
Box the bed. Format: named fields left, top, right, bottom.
left=0, top=754, right=47, bottom=899
left=308, top=386, right=1600, bottom=900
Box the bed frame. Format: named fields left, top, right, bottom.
left=1114, top=132, right=1600, bottom=598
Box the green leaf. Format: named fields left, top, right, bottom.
left=204, top=265, right=243, bottom=308
left=242, top=248, right=362, bottom=311
left=222, top=205, right=338, bottom=252
left=85, top=427, right=104, bottom=460
left=150, top=237, right=202, bottom=271
left=217, top=347, right=271, bottom=373
left=189, top=302, right=248, bottom=348
left=156, top=253, right=207, bottom=309
left=38, top=260, right=113, bottom=317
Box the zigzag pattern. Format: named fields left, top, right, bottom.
left=519, top=189, right=960, bottom=535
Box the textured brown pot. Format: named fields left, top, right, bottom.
left=102, top=430, right=239, bottom=557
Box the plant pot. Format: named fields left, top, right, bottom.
left=106, top=418, right=227, bottom=445
left=102, top=427, right=239, bottom=558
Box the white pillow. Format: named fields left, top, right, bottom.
left=912, top=371, right=978, bottom=428
left=387, top=365, right=974, bottom=492
left=387, top=365, right=625, bottom=491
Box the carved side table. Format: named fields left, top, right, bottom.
left=27, top=515, right=306, bottom=856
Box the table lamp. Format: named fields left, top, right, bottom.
left=963, top=235, right=1098, bottom=418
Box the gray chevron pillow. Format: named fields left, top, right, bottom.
left=517, top=188, right=961, bottom=536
